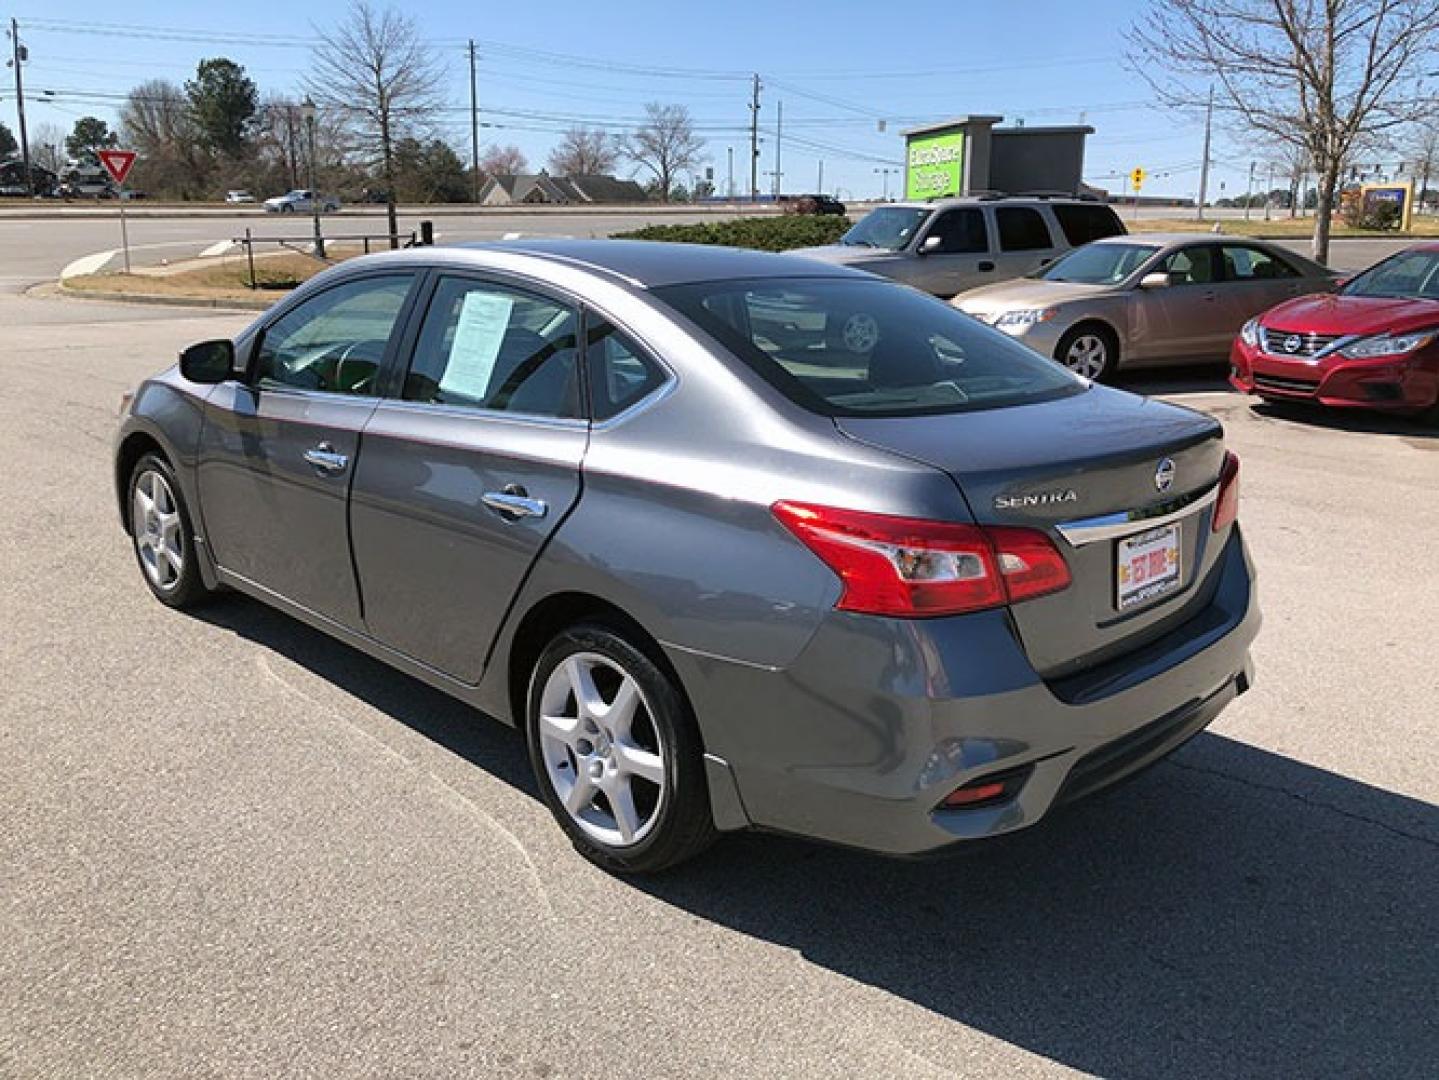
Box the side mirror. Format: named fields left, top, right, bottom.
left=919, top=235, right=943, bottom=255
left=179, top=339, right=236, bottom=384
left=1139, top=272, right=1171, bottom=290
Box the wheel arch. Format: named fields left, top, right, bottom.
left=115, top=429, right=169, bottom=533
left=504, top=591, right=697, bottom=741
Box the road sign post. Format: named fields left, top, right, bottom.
left=97, top=149, right=138, bottom=274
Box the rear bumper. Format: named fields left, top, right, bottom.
left=1229, top=339, right=1439, bottom=413
left=668, top=530, right=1260, bottom=856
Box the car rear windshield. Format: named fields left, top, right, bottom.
left=1341, top=250, right=1439, bottom=300
left=1051, top=203, right=1127, bottom=246
left=839, top=207, right=930, bottom=251
left=1040, top=243, right=1158, bottom=284
left=653, top=277, right=1086, bottom=418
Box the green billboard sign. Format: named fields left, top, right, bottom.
left=905, top=131, right=965, bottom=200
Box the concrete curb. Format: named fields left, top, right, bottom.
left=51, top=281, right=273, bottom=312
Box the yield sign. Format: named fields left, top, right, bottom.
left=97, top=149, right=138, bottom=186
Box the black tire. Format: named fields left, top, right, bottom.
left=525, top=622, right=716, bottom=874
left=1055, top=323, right=1118, bottom=382
left=127, top=452, right=212, bottom=610
left=279, top=203, right=294, bottom=213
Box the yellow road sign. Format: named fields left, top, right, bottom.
left=1130, top=167, right=1146, bottom=189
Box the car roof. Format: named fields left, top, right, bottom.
left=452, top=238, right=865, bottom=287
left=880, top=196, right=1102, bottom=211
left=1091, top=232, right=1274, bottom=247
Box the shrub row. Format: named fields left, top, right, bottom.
left=613, top=214, right=850, bottom=252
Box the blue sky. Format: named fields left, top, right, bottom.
left=6, top=1, right=1261, bottom=200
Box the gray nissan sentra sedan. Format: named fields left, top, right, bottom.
left=114, top=240, right=1258, bottom=873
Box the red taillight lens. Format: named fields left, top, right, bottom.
left=772, top=501, right=1071, bottom=617
left=1212, top=451, right=1240, bottom=533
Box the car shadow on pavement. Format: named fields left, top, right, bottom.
left=641, top=736, right=1439, bottom=1077
left=1250, top=399, right=1438, bottom=440
left=195, top=596, right=1438, bottom=1076
left=1115, top=365, right=1235, bottom=397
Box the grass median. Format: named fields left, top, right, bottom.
left=1128, top=215, right=1439, bottom=239
left=63, top=250, right=359, bottom=304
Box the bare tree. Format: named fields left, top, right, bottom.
left=30, top=123, right=66, bottom=173
left=619, top=103, right=705, bottom=202
left=119, top=79, right=210, bottom=198
left=478, top=144, right=529, bottom=177
left=1412, top=122, right=1439, bottom=213
left=547, top=126, right=618, bottom=176
left=308, top=1, right=445, bottom=246
left=1128, top=0, right=1439, bottom=262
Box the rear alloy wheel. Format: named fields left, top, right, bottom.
left=128, top=453, right=211, bottom=609
left=526, top=624, right=715, bottom=873
left=1057, top=326, right=1117, bottom=382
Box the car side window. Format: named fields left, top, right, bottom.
left=1222, top=245, right=1299, bottom=281
left=403, top=276, right=581, bottom=419
left=253, top=274, right=414, bottom=395
left=995, top=207, right=1054, bottom=251
left=1160, top=246, right=1219, bottom=285
left=1051, top=203, right=1126, bottom=246
left=586, top=320, right=667, bottom=421
left=925, top=208, right=988, bottom=254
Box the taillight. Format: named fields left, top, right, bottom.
left=771, top=501, right=1071, bottom=617
left=1212, top=451, right=1240, bottom=533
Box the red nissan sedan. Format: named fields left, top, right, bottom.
left=1230, top=243, right=1439, bottom=420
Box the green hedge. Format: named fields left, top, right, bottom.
left=613, top=214, right=850, bottom=252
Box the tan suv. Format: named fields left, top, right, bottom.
left=791, top=195, right=1126, bottom=298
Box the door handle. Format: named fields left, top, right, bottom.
left=1203, top=289, right=1217, bottom=301
left=978, top=261, right=996, bottom=272
left=482, top=485, right=547, bottom=521
left=303, top=442, right=349, bottom=474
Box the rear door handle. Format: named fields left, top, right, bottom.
left=482, top=486, right=548, bottom=521
left=303, top=442, right=349, bottom=474
left=978, top=261, right=996, bottom=272
left=1203, top=289, right=1217, bottom=301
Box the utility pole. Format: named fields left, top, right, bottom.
left=1244, top=161, right=1256, bottom=221
left=468, top=40, right=481, bottom=203
left=1195, top=83, right=1213, bottom=221
left=749, top=74, right=761, bottom=201
left=773, top=99, right=783, bottom=198
left=8, top=19, right=32, bottom=197
left=726, top=145, right=734, bottom=199
left=817, top=159, right=824, bottom=193
left=1264, top=161, right=1275, bottom=220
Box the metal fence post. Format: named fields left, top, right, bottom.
left=245, top=228, right=256, bottom=290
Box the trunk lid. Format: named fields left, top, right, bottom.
left=836, top=384, right=1228, bottom=679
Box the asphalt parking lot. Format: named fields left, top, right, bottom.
left=1, top=288, right=1435, bottom=1078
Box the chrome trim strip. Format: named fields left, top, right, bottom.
left=1056, top=484, right=1219, bottom=547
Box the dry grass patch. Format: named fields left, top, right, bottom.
left=1129, top=216, right=1439, bottom=239
left=66, top=249, right=362, bottom=302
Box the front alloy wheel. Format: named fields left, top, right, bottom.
left=1057, top=327, right=1116, bottom=382
left=527, top=624, right=715, bottom=873
left=128, top=453, right=210, bottom=609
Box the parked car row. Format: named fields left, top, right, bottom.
left=797, top=196, right=1437, bottom=422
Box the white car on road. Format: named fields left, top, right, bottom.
left=225, top=190, right=256, bottom=204
left=263, top=189, right=340, bottom=214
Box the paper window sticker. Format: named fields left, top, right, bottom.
left=438, top=290, right=516, bottom=399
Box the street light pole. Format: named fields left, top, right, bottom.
left=301, top=97, right=325, bottom=260
left=8, top=18, right=33, bottom=197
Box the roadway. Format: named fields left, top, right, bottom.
left=0, top=285, right=1435, bottom=1078
left=0, top=205, right=1416, bottom=296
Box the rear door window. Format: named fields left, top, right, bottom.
left=403, top=276, right=582, bottom=419
left=995, top=207, right=1055, bottom=251
left=1051, top=203, right=1126, bottom=246
left=1221, top=245, right=1300, bottom=280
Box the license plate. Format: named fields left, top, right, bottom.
left=1116, top=524, right=1182, bottom=611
